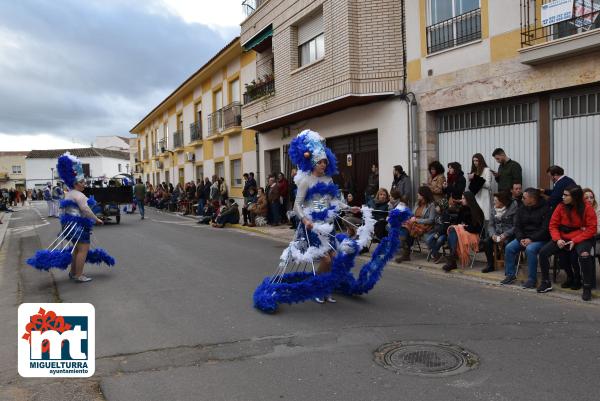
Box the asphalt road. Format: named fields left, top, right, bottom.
left=2, top=202, right=600, bottom=401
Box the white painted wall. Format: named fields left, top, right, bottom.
left=26, top=156, right=129, bottom=189
left=405, top=0, right=422, bottom=61
left=94, top=136, right=131, bottom=151
left=489, top=0, right=520, bottom=36
left=421, top=39, right=490, bottom=77
left=258, top=99, right=409, bottom=189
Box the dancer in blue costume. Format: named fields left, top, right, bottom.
left=27, top=152, right=115, bottom=282
left=253, top=130, right=412, bottom=313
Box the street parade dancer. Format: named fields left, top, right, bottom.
left=27, top=152, right=115, bottom=282
left=253, top=130, right=412, bottom=313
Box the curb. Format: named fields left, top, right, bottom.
left=0, top=212, right=11, bottom=250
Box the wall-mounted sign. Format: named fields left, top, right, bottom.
left=541, top=0, right=573, bottom=27
left=346, top=154, right=352, bottom=167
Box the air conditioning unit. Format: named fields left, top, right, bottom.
left=185, top=152, right=195, bottom=162
left=155, top=160, right=163, bottom=169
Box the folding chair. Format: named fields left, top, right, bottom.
left=465, top=226, right=486, bottom=269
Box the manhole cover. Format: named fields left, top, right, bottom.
left=374, top=341, right=479, bottom=377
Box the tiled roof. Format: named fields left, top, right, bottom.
left=26, top=148, right=130, bottom=160
left=0, top=151, right=29, bottom=157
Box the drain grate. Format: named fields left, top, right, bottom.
left=374, top=341, right=479, bottom=377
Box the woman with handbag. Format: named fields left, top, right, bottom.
left=468, top=153, right=493, bottom=222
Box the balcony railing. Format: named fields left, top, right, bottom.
left=208, top=110, right=223, bottom=136
left=158, top=138, right=167, bottom=153
left=190, top=121, right=202, bottom=141
left=426, top=8, right=481, bottom=54
left=242, top=0, right=264, bottom=17
left=223, top=102, right=242, bottom=130
left=173, top=130, right=184, bottom=149
left=243, top=77, right=275, bottom=103
left=520, top=0, right=600, bottom=47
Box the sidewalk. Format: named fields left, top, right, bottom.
left=0, top=211, right=11, bottom=250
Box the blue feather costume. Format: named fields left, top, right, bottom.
left=253, top=130, right=412, bottom=313
left=26, top=153, right=116, bottom=271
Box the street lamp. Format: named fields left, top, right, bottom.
left=50, top=167, right=54, bottom=187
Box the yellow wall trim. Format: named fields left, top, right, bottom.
left=407, top=59, right=422, bottom=83
left=241, top=50, right=256, bottom=68
left=490, top=28, right=521, bottom=62
left=203, top=140, right=214, bottom=160
left=481, top=0, right=489, bottom=39
left=419, top=0, right=427, bottom=57
left=202, top=80, right=211, bottom=93
left=242, top=130, right=256, bottom=152
left=168, top=106, right=176, bottom=118
left=183, top=92, right=194, bottom=107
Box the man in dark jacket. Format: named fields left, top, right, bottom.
left=541, top=165, right=576, bottom=210
left=213, top=199, right=240, bottom=227
left=365, top=164, right=379, bottom=208
left=391, top=165, right=412, bottom=205
left=501, top=188, right=550, bottom=287
left=492, top=148, right=523, bottom=193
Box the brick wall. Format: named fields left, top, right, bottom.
left=241, top=0, right=405, bottom=128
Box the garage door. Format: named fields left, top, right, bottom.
left=552, top=90, right=600, bottom=193
left=438, top=101, right=538, bottom=190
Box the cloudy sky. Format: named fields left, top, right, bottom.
left=0, top=0, right=244, bottom=150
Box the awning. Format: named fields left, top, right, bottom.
left=242, top=24, right=273, bottom=52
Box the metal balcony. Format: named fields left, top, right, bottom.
left=242, top=0, right=264, bottom=17
left=243, top=77, right=275, bottom=103
left=173, top=130, right=184, bottom=149
left=190, top=121, right=202, bottom=141
left=426, top=8, right=482, bottom=54
left=520, top=0, right=600, bottom=47
left=223, top=102, right=242, bottom=130
left=208, top=110, right=223, bottom=136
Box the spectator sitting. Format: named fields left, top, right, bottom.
left=425, top=161, right=446, bottom=202
left=492, top=148, right=522, bottom=193
left=343, top=192, right=363, bottom=238
left=197, top=203, right=216, bottom=224
left=443, top=162, right=466, bottom=199
left=396, top=186, right=437, bottom=263
left=212, top=198, right=240, bottom=228
left=511, top=183, right=523, bottom=207
left=442, top=191, right=485, bottom=272
left=541, top=165, right=576, bottom=210
left=391, top=165, right=412, bottom=205
left=242, top=186, right=258, bottom=226
left=388, top=189, right=409, bottom=211
left=425, top=193, right=461, bottom=263
left=501, top=188, right=550, bottom=287
left=537, top=185, right=597, bottom=300
left=481, top=191, right=518, bottom=273
left=583, top=188, right=600, bottom=235
left=248, top=187, right=268, bottom=227
left=372, top=188, right=390, bottom=242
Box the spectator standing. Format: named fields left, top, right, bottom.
left=277, top=172, right=289, bottom=222
left=267, top=176, right=281, bottom=225
left=443, top=162, right=466, bottom=199
left=468, top=153, right=493, bottom=221
left=537, top=185, right=597, bottom=300
left=203, top=177, right=212, bottom=207
left=51, top=183, right=63, bottom=217
left=242, top=186, right=258, bottom=226
left=426, top=161, right=446, bottom=202
left=365, top=164, right=379, bottom=208
left=501, top=188, right=550, bottom=287
left=482, top=192, right=517, bottom=273
left=219, top=177, right=229, bottom=204
left=492, top=148, right=522, bottom=193
left=542, top=165, right=576, bottom=210
left=442, top=191, right=485, bottom=272
left=193, top=179, right=203, bottom=215
left=391, top=165, right=412, bottom=205
left=133, top=178, right=146, bottom=219
left=209, top=175, right=220, bottom=207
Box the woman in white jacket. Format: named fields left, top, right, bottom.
left=468, top=153, right=493, bottom=222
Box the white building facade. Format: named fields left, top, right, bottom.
left=25, top=148, right=130, bottom=189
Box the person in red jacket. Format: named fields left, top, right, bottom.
left=277, top=172, right=289, bottom=223
left=537, top=185, right=598, bottom=300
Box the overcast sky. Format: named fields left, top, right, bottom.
left=0, top=0, right=244, bottom=151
